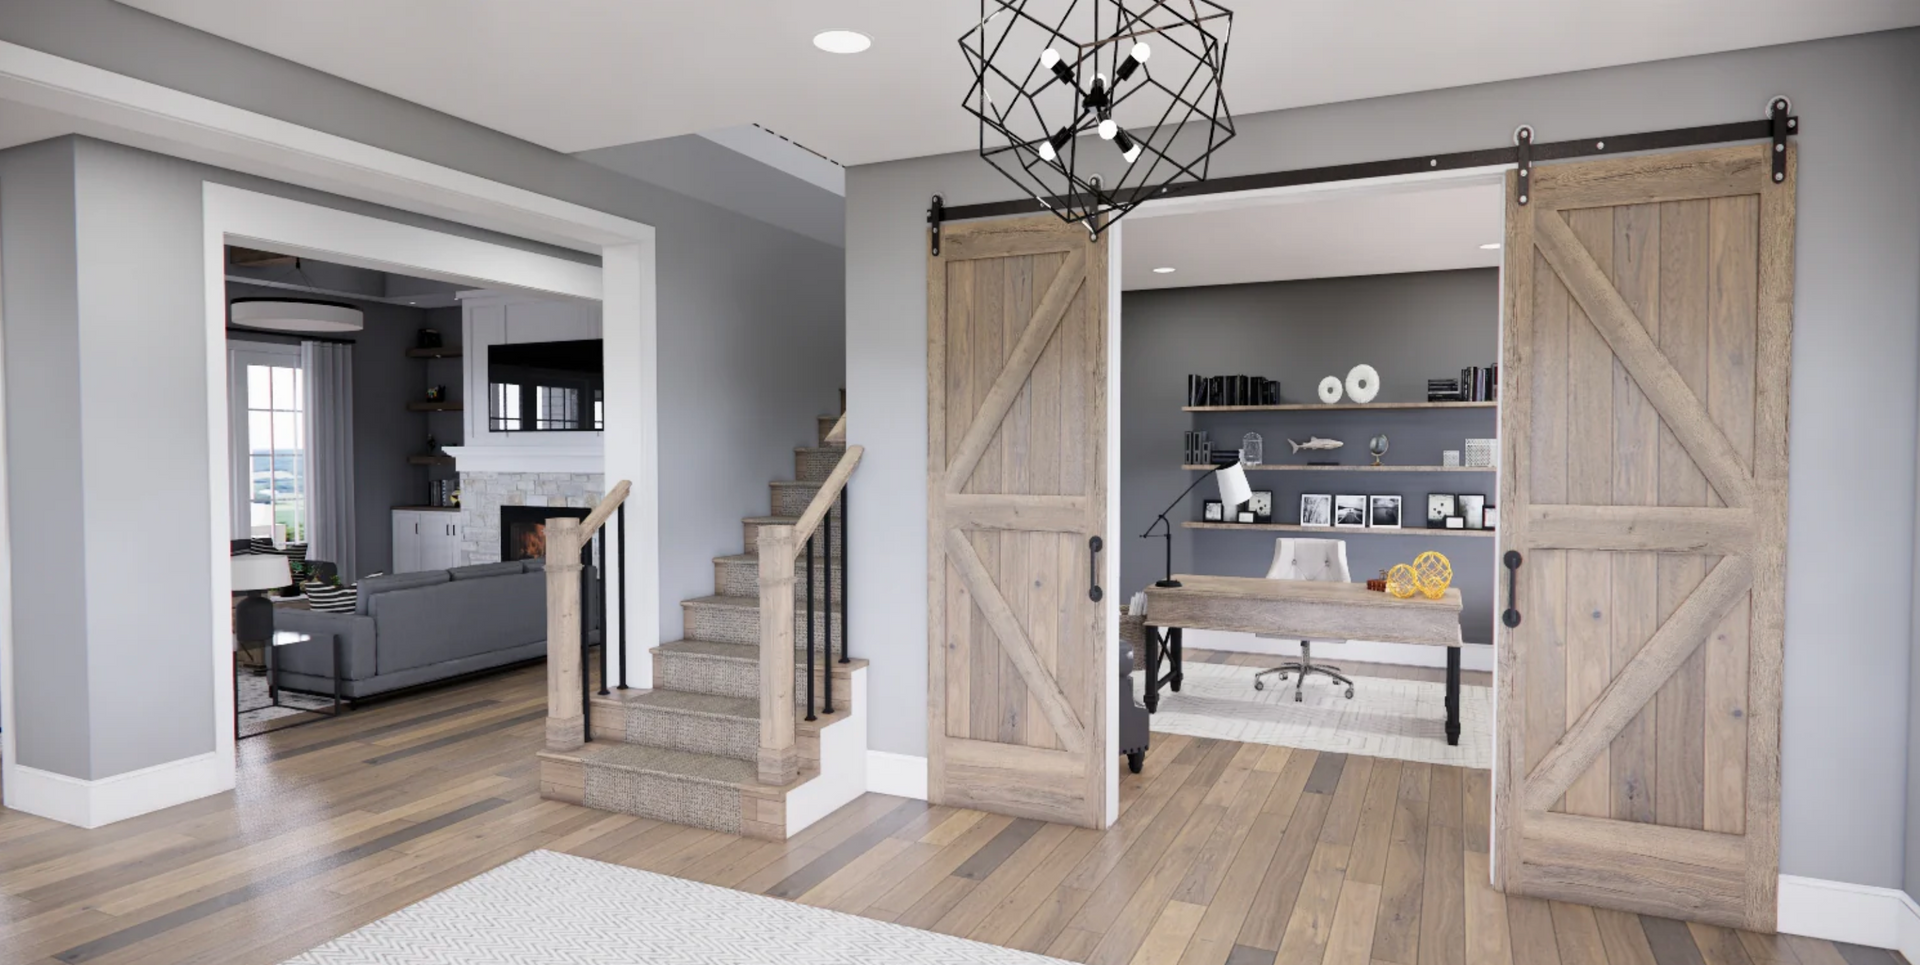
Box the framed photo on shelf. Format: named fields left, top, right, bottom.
left=1333, top=495, right=1368, bottom=529
left=1299, top=494, right=1332, bottom=528
left=1247, top=490, right=1273, bottom=523
left=1459, top=493, right=1486, bottom=529
left=1369, top=495, right=1403, bottom=529
left=1236, top=510, right=1257, bottom=524
left=1202, top=499, right=1224, bottom=522
left=1483, top=505, right=1499, bottom=530
left=1427, top=493, right=1457, bottom=529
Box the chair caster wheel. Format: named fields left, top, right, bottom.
left=1254, top=680, right=1264, bottom=691
left=1294, top=691, right=1303, bottom=703
left=1345, top=688, right=1355, bottom=699
left=1278, top=673, right=1289, bottom=681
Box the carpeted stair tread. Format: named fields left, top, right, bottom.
left=617, top=688, right=759, bottom=721
left=561, top=742, right=758, bottom=787
left=682, top=594, right=759, bottom=610
left=657, top=638, right=759, bottom=662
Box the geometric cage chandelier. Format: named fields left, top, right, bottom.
left=960, top=0, right=1234, bottom=238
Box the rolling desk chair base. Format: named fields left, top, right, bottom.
left=1254, top=641, right=1355, bottom=702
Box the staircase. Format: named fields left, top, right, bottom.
left=539, top=413, right=866, bottom=840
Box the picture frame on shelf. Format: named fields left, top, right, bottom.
left=1445, top=516, right=1466, bottom=529
left=1459, top=493, right=1486, bottom=529
left=1299, top=494, right=1332, bottom=528
left=1333, top=495, right=1368, bottom=529
left=1369, top=495, right=1403, bottom=529
left=1247, top=490, right=1273, bottom=523
left=1483, top=505, right=1499, bottom=530
left=1236, top=510, right=1257, bottom=524
left=1202, top=499, right=1224, bottom=522
left=1427, top=494, right=1457, bottom=529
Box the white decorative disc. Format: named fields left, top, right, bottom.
left=1345, top=364, right=1380, bottom=404
left=1317, top=376, right=1343, bottom=404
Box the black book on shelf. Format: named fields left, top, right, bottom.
left=1209, top=376, right=1225, bottom=407
left=1260, top=379, right=1280, bottom=405
left=1209, top=448, right=1241, bottom=466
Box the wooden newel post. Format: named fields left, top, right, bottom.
left=545, top=517, right=586, bottom=750
left=757, top=524, right=799, bottom=785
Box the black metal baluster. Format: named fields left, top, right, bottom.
left=805, top=535, right=817, bottom=722
left=839, top=485, right=850, bottom=663
left=580, top=538, right=593, bottom=742
left=596, top=530, right=610, bottom=696
left=616, top=502, right=628, bottom=690
left=823, top=501, right=834, bottom=715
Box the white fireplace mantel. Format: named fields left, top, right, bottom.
left=445, top=445, right=603, bottom=475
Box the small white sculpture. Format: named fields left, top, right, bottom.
left=1317, top=376, right=1343, bottom=404
left=1346, top=364, right=1381, bottom=404
left=1288, top=437, right=1345, bottom=453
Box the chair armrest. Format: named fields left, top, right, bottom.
left=271, top=609, right=377, bottom=680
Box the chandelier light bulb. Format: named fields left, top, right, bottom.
left=1114, top=128, right=1142, bottom=163
left=1132, top=41, right=1152, bottom=62
left=1098, top=118, right=1118, bottom=140
left=1040, top=47, right=1077, bottom=85
left=1038, top=126, right=1075, bottom=163
left=1040, top=48, right=1060, bottom=68
left=1115, top=41, right=1151, bottom=83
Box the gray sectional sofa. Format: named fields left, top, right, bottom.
left=272, top=559, right=596, bottom=700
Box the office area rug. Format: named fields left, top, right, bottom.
left=282, top=850, right=1074, bottom=964
left=1131, top=661, right=1492, bottom=769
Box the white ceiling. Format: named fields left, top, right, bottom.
left=115, top=1, right=1920, bottom=165
left=1121, top=182, right=1505, bottom=291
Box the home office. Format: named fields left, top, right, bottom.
left=1119, top=179, right=1504, bottom=769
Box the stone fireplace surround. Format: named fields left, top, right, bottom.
left=458, top=470, right=605, bottom=565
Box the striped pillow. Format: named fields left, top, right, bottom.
left=304, top=582, right=356, bottom=614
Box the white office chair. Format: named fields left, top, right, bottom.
left=1253, top=537, right=1356, bottom=702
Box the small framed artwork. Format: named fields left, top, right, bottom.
left=1236, top=510, right=1257, bottom=524
left=1482, top=505, right=1499, bottom=530
left=1202, top=499, right=1224, bottom=522
left=1427, top=493, right=1457, bottom=529
left=1445, top=516, right=1466, bottom=529
left=1247, top=490, right=1274, bottom=523
left=1458, top=493, right=1486, bottom=529
left=1299, top=494, right=1333, bottom=528
left=1369, top=495, right=1403, bottom=529
left=1333, top=495, right=1368, bottom=529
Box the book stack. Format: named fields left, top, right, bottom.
left=1458, top=365, right=1500, bottom=402
left=1427, top=378, right=1462, bottom=403
left=1188, top=375, right=1280, bottom=407
left=1183, top=430, right=1213, bottom=466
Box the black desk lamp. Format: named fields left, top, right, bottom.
left=1141, top=457, right=1252, bottom=587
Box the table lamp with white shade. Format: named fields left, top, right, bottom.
left=232, top=554, right=290, bottom=646
left=1140, top=456, right=1252, bottom=588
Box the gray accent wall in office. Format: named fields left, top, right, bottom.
left=1121, top=270, right=1500, bottom=644
left=847, top=29, right=1920, bottom=892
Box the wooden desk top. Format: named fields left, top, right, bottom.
left=1144, top=575, right=1463, bottom=647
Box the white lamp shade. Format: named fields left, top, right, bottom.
left=1214, top=460, right=1253, bottom=508
left=231, top=554, right=291, bottom=592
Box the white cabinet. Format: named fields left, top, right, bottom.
left=392, top=510, right=463, bottom=573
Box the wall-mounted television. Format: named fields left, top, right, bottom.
left=487, top=338, right=603, bottom=432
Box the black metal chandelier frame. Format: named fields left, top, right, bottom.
left=961, top=0, right=1235, bottom=238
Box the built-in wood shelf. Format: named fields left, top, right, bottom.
left=1184, top=521, right=1496, bottom=538
left=409, top=454, right=456, bottom=466
left=1184, top=401, right=1497, bottom=412
left=407, top=401, right=463, bottom=412
left=393, top=505, right=461, bottom=513
left=406, top=347, right=462, bottom=359
left=1182, top=464, right=1495, bottom=473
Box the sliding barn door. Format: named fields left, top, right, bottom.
left=928, top=215, right=1109, bottom=829
left=1494, top=144, right=1795, bottom=930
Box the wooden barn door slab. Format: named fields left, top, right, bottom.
left=1494, top=143, right=1795, bottom=930
left=928, top=214, right=1109, bottom=828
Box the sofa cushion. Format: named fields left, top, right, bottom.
left=356, top=569, right=450, bottom=615
left=370, top=569, right=545, bottom=675
left=449, top=561, right=525, bottom=581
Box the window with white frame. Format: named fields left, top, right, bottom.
left=229, top=343, right=308, bottom=543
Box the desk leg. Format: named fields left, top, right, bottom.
left=1144, top=628, right=1161, bottom=714
left=1169, top=627, right=1184, bottom=692
left=1445, top=647, right=1461, bottom=746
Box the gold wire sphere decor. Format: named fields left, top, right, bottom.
left=1385, top=563, right=1420, bottom=599
left=1412, top=551, right=1454, bottom=600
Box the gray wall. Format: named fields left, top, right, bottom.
left=1122, top=270, right=1500, bottom=644
left=847, top=29, right=1920, bottom=891
left=0, top=0, right=843, bottom=783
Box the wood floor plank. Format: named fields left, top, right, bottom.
left=1506, top=896, right=1564, bottom=965
left=1235, top=791, right=1332, bottom=953
left=1594, top=909, right=1660, bottom=965
left=1175, top=811, right=1289, bottom=965
left=1688, top=922, right=1758, bottom=965
left=1077, top=803, right=1228, bottom=965
left=1129, top=901, right=1209, bottom=965
left=1641, top=916, right=1710, bottom=965
left=1733, top=930, right=1802, bottom=964
left=1462, top=850, right=1511, bottom=965
left=1549, top=901, right=1609, bottom=965
left=1273, top=847, right=1345, bottom=965
left=1416, top=801, right=1465, bottom=965
left=1370, top=762, right=1431, bottom=965
left=1324, top=879, right=1383, bottom=965
left=1348, top=760, right=1403, bottom=886
left=934, top=822, right=1073, bottom=936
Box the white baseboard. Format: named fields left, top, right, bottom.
left=1777, top=874, right=1919, bottom=958
left=4, top=752, right=231, bottom=829
left=867, top=750, right=928, bottom=800
left=1177, top=629, right=1494, bottom=673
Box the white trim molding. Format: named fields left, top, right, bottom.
left=5, top=754, right=228, bottom=829
left=445, top=445, right=605, bottom=475
left=866, top=751, right=929, bottom=801
left=1777, top=874, right=1920, bottom=959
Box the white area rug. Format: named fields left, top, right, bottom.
left=283, top=850, right=1073, bottom=964
left=1132, top=661, right=1492, bottom=769
left=237, top=667, right=334, bottom=736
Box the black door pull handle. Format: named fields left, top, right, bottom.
left=1502, top=550, right=1523, bottom=628
left=1088, top=536, right=1104, bottom=602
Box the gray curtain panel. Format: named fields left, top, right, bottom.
left=302, top=340, right=357, bottom=579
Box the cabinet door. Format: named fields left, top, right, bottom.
left=431, top=518, right=463, bottom=570
left=391, top=511, right=421, bottom=573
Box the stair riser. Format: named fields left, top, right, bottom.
left=714, top=558, right=843, bottom=600
left=544, top=758, right=747, bottom=836
left=795, top=449, right=841, bottom=482
left=683, top=604, right=845, bottom=648
left=744, top=521, right=845, bottom=557
left=772, top=485, right=824, bottom=518
left=600, top=702, right=759, bottom=762
left=652, top=650, right=855, bottom=702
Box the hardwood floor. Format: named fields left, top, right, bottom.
left=0, top=665, right=1896, bottom=965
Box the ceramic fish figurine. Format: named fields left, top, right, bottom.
left=1288, top=437, right=1345, bottom=453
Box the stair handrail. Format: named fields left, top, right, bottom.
left=756, top=444, right=861, bottom=786
left=544, top=479, right=632, bottom=752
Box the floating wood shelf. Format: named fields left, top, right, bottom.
left=1184, top=521, right=1496, bottom=538
left=407, top=401, right=463, bottom=412
left=408, top=455, right=456, bottom=466
left=393, top=505, right=460, bottom=513
left=1182, top=464, right=1496, bottom=473
left=405, top=347, right=463, bottom=359
left=1184, top=401, right=1497, bottom=412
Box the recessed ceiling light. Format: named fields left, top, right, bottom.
left=813, top=30, right=871, bottom=54
left=1479, top=242, right=1502, bottom=250
left=1153, top=266, right=1177, bottom=274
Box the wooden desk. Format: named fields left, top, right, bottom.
left=1143, top=575, right=1467, bottom=745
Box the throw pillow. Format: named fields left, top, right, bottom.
left=305, top=582, right=356, bottom=614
